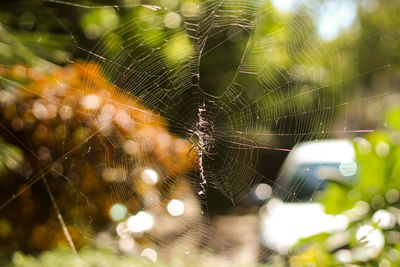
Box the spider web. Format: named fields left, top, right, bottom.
left=0, top=0, right=391, bottom=264
left=78, top=1, right=324, bottom=201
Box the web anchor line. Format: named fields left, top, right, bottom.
left=42, top=176, right=79, bottom=257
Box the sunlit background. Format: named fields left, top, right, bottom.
left=0, top=0, right=399, bottom=266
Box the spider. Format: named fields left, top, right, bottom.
left=185, top=132, right=215, bottom=158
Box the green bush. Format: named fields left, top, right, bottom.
left=2, top=247, right=166, bottom=267
left=1, top=246, right=270, bottom=267
left=291, top=107, right=400, bottom=266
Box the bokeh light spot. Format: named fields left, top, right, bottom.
left=127, top=211, right=154, bottom=232
left=255, top=183, right=272, bottom=201
left=164, top=12, right=181, bottom=28
left=141, top=169, right=158, bottom=185
left=109, top=203, right=128, bottom=222
left=167, top=199, right=185, bottom=216
left=141, top=248, right=157, bottom=262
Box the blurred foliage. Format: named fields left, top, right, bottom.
left=3, top=246, right=178, bottom=267
left=290, top=107, right=400, bottom=265
left=321, top=107, right=400, bottom=214
left=3, top=247, right=164, bottom=267
left=0, top=138, right=24, bottom=175
left=0, top=62, right=196, bottom=254
left=0, top=246, right=270, bottom=267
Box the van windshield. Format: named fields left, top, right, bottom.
left=280, top=163, right=356, bottom=202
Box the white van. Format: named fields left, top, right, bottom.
left=258, top=139, right=357, bottom=256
